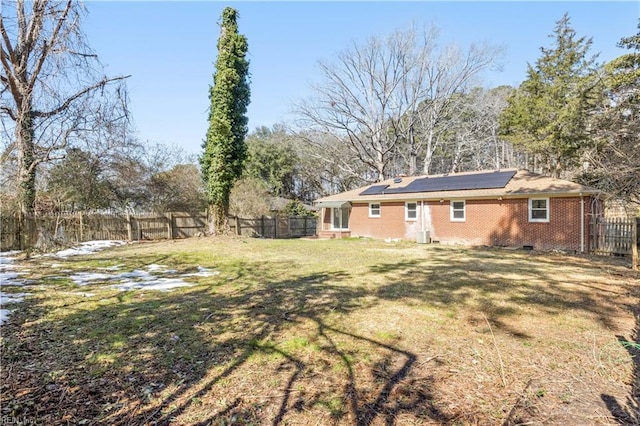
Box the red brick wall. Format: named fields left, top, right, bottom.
left=349, top=202, right=422, bottom=239
left=428, top=197, right=591, bottom=251
left=322, top=196, right=599, bottom=252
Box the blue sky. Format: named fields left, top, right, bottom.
left=83, top=1, right=639, bottom=156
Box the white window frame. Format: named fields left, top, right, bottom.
left=450, top=200, right=466, bottom=222
left=331, top=207, right=350, bottom=230
left=529, top=198, right=549, bottom=223
left=369, top=203, right=381, bottom=218
left=405, top=202, right=418, bottom=221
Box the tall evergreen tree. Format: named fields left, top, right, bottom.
left=499, top=14, right=600, bottom=177
left=580, top=22, right=640, bottom=204
left=201, top=7, right=250, bottom=234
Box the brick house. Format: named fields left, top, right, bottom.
left=315, top=169, right=603, bottom=252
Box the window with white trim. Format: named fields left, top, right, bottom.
left=405, top=202, right=417, bottom=221
left=331, top=207, right=350, bottom=230
left=450, top=200, right=466, bottom=222
left=529, top=198, right=549, bottom=222
left=369, top=203, right=381, bottom=218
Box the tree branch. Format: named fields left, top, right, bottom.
left=32, top=74, right=131, bottom=119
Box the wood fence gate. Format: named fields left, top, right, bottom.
left=589, top=217, right=639, bottom=256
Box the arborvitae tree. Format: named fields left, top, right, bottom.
left=499, top=14, right=600, bottom=177
left=201, top=7, right=250, bottom=234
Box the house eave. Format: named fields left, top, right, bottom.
left=314, top=201, right=352, bottom=209
left=345, top=190, right=600, bottom=204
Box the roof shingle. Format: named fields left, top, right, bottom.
left=315, top=169, right=599, bottom=204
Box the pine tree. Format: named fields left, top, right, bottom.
left=201, top=7, right=251, bottom=234
left=499, top=14, right=600, bottom=177
left=580, top=22, right=640, bottom=205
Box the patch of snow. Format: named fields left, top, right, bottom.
left=0, top=271, right=26, bottom=284
left=0, top=292, right=28, bottom=304
left=54, top=240, right=127, bottom=258
left=0, top=251, right=21, bottom=264
left=70, top=272, right=114, bottom=286
left=0, top=288, right=29, bottom=325
left=71, top=267, right=205, bottom=292
left=117, top=269, right=152, bottom=279
left=0, top=252, right=27, bottom=286
left=146, top=264, right=166, bottom=271
left=112, top=277, right=194, bottom=292
left=185, top=266, right=220, bottom=277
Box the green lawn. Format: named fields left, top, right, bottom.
left=1, top=237, right=638, bottom=425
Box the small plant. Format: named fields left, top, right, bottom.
left=620, top=340, right=640, bottom=351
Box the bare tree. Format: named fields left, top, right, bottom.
left=434, top=86, right=521, bottom=174
left=0, top=0, right=129, bottom=216
left=295, top=24, right=502, bottom=181
left=412, top=43, right=503, bottom=174
left=295, top=26, right=439, bottom=181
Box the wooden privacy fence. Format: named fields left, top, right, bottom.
left=233, top=216, right=317, bottom=239
left=590, top=217, right=639, bottom=256
left=1, top=212, right=318, bottom=251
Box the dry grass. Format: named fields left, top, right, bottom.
left=1, top=237, right=638, bottom=425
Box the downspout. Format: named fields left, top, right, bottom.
left=580, top=194, right=585, bottom=253
left=421, top=200, right=425, bottom=233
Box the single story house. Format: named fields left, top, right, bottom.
left=314, top=169, right=603, bottom=252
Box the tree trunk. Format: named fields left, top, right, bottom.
left=208, top=203, right=229, bottom=235
left=17, top=110, right=37, bottom=216
left=422, top=126, right=435, bottom=175
left=408, top=125, right=417, bottom=176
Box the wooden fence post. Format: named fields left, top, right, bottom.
left=126, top=212, right=133, bottom=241
left=235, top=216, right=241, bottom=236
left=78, top=211, right=84, bottom=242
left=166, top=212, right=173, bottom=239
left=17, top=214, right=23, bottom=251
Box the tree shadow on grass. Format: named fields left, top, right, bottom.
left=601, top=306, right=639, bottom=425
left=3, top=241, right=634, bottom=425
left=1, top=258, right=449, bottom=425
left=371, top=246, right=631, bottom=335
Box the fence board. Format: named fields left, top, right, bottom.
left=1, top=212, right=317, bottom=251
left=590, top=217, right=639, bottom=256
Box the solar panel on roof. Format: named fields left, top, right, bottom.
left=400, top=170, right=516, bottom=193
left=359, top=184, right=389, bottom=196
left=360, top=170, right=516, bottom=196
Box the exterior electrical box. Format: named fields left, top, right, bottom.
left=416, top=230, right=431, bottom=244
